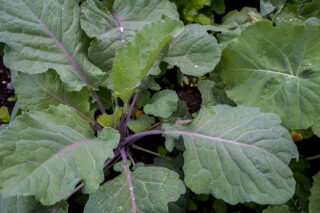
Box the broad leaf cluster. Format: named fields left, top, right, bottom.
left=0, top=0, right=320, bottom=212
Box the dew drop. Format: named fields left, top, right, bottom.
left=309, top=63, right=312, bottom=66
left=289, top=18, right=293, bottom=21
left=194, top=65, right=198, bottom=68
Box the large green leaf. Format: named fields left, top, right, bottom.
left=144, top=90, right=179, bottom=119
left=163, top=24, right=221, bottom=76
left=310, top=172, right=320, bottom=213
left=221, top=21, right=320, bottom=129
left=110, top=19, right=183, bottom=102
left=13, top=71, right=90, bottom=113
left=0, top=0, right=105, bottom=91
left=163, top=105, right=298, bottom=205
left=0, top=105, right=120, bottom=205
left=80, top=0, right=179, bottom=73
left=84, top=166, right=186, bottom=213
left=0, top=195, right=68, bottom=213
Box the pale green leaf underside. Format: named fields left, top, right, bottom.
left=0, top=105, right=120, bottom=205
left=13, top=71, right=91, bottom=113
left=144, top=90, right=179, bottom=119
left=127, top=114, right=155, bottom=133
left=110, top=19, right=183, bottom=102
left=80, top=0, right=179, bottom=73
left=84, top=166, right=185, bottom=213
left=164, top=24, right=221, bottom=76
left=310, top=172, right=320, bottom=213
left=221, top=21, right=320, bottom=129
left=164, top=105, right=298, bottom=205
left=0, top=195, right=68, bottom=213
left=0, top=0, right=105, bottom=91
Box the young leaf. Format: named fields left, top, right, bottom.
left=309, top=172, right=320, bottom=213
left=163, top=24, right=221, bottom=76
left=144, top=90, right=179, bottom=119
left=0, top=105, right=120, bottom=205
left=0, top=0, right=105, bottom=91
left=0, top=195, right=68, bottom=213
left=13, top=71, right=91, bottom=113
left=221, top=21, right=320, bottom=130
left=80, top=0, right=179, bottom=73
left=110, top=19, right=183, bottom=102
left=97, top=107, right=123, bottom=128
left=0, top=106, right=10, bottom=123
left=84, top=166, right=185, bottom=213
left=127, top=114, right=155, bottom=133
left=163, top=105, right=299, bottom=205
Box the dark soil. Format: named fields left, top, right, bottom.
left=177, top=86, right=202, bottom=114
left=0, top=56, right=15, bottom=124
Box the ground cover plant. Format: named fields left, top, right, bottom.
left=0, top=0, right=320, bottom=212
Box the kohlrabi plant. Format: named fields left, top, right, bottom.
left=1, top=0, right=320, bottom=212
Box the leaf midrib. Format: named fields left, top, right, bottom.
left=165, top=130, right=275, bottom=157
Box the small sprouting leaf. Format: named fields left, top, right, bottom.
left=127, top=114, right=155, bottom=133
left=97, top=107, right=123, bottom=128
left=80, top=0, right=179, bottom=73
left=0, top=0, right=105, bottom=91
left=163, top=105, right=298, bottom=205
left=0, top=105, right=120, bottom=205
left=144, top=90, right=179, bottom=119
left=13, top=71, right=91, bottom=113
left=221, top=21, right=320, bottom=130
left=310, top=172, right=320, bottom=213
left=163, top=24, right=221, bottom=76
left=0, top=106, right=10, bottom=123
left=0, top=195, right=68, bottom=213
left=110, top=19, right=183, bottom=102
left=84, top=166, right=186, bottom=213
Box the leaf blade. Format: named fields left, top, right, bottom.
left=163, top=105, right=298, bottom=204
left=110, top=19, right=183, bottom=102
left=0, top=0, right=105, bottom=91
left=0, top=105, right=120, bottom=205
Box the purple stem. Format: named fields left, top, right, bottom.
left=123, top=93, right=139, bottom=133
left=21, top=2, right=106, bottom=115
left=120, top=148, right=137, bottom=213
left=122, top=129, right=163, bottom=146
left=111, top=13, right=125, bottom=45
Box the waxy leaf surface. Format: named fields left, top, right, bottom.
left=163, top=105, right=298, bottom=204
left=110, top=19, right=183, bottom=102
left=13, top=71, right=90, bottom=113
left=164, top=24, right=221, bottom=76
left=0, top=105, right=120, bottom=205
left=0, top=195, right=68, bottom=213
left=84, top=166, right=185, bottom=213
left=221, top=21, right=320, bottom=129
left=80, top=0, right=179, bottom=73
left=0, top=0, right=105, bottom=91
